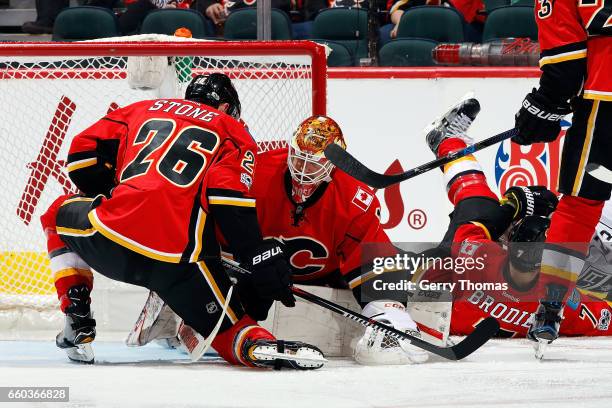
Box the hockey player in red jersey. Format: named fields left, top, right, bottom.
left=512, top=0, right=612, bottom=348
left=422, top=98, right=612, bottom=345
left=250, top=115, right=431, bottom=364
left=40, top=73, right=326, bottom=369
left=132, top=115, right=444, bottom=364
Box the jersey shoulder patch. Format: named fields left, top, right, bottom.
left=351, top=186, right=374, bottom=212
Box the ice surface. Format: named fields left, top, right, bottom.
left=1, top=337, right=612, bottom=408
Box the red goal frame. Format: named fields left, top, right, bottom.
left=0, top=40, right=328, bottom=116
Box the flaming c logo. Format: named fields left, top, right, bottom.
left=495, top=121, right=571, bottom=195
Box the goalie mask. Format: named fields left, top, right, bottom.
left=185, top=73, right=241, bottom=120
left=507, top=215, right=550, bottom=272
left=288, top=115, right=346, bottom=202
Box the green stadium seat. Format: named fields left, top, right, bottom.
left=223, top=8, right=292, bottom=40
left=311, top=7, right=369, bottom=66
left=484, top=0, right=511, bottom=12
left=53, top=6, right=120, bottom=41
left=378, top=38, right=438, bottom=67
left=397, top=6, right=464, bottom=43
left=312, top=40, right=354, bottom=67
left=510, top=0, right=535, bottom=6
left=140, top=8, right=207, bottom=38
left=482, top=6, right=537, bottom=42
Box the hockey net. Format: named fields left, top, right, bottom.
left=0, top=37, right=327, bottom=335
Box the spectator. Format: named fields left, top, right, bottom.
left=447, top=0, right=485, bottom=42
left=22, top=0, right=69, bottom=34
left=193, top=0, right=292, bottom=37
left=378, top=0, right=433, bottom=46
left=88, top=1, right=194, bottom=35
left=292, top=0, right=386, bottom=41
left=290, top=0, right=324, bottom=40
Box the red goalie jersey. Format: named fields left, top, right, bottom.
left=66, top=99, right=257, bottom=263
left=250, top=148, right=393, bottom=289
left=536, top=0, right=612, bottom=100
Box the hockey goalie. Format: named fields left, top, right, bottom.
left=129, top=114, right=456, bottom=365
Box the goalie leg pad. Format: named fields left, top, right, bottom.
left=354, top=300, right=429, bottom=365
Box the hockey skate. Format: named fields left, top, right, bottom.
left=527, top=301, right=563, bottom=360
left=56, top=285, right=96, bottom=364
left=425, top=97, right=481, bottom=154
left=241, top=338, right=327, bottom=370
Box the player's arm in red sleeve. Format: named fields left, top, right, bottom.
left=67, top=109, right=126, bottom=197
left=205, top=121, right=295, bottom=306
left=203, top=125, right=262, bottom=258
left=535, top=0, right=587, bottom=106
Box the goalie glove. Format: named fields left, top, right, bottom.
left=353, top=300, right=429, bottom=365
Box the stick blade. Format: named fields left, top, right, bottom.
left=587, top=163, right=612, bottom=184
left=324, top=144, right=400, bottom=189
left=448, top=317, right=500, bottom=360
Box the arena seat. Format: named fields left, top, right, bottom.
left=52, top=6, right=120, bottom=41
left=140, top=8, right=208, bottom=38
left=482, top=6, right=537, bottom=42
left=484, top=0, right=511, bottom=12
left=378, top=38, right=438, bottom=67
left=510, top=0, right=534, bottom=6
left=396, top=6, right=464, bottom=43
left=311, top=7, right=369, bottom=66
left=223, top=8, right=292, bottom=40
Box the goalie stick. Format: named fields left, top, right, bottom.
left=323, top=128, right=519, bottom=189
left=221, top=258, right=499, bottom=361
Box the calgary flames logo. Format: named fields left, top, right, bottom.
left=495, top=120, right=570, bottom=194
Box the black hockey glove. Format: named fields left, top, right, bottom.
left=242, top=239, right=295, bottom=308
left=513, top=88, right=571, bottom=145
left=502, top=185, right=558, bottom=220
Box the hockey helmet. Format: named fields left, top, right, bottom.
left=185, top=73, right=241, bottom=119
left=507, top=215, right=550, bottom=272
left=288, top=115, right=346, bottom=187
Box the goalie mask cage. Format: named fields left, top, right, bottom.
left=0, top=39, right=327, bottom=336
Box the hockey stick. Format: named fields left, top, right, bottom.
left=587, top=163, right=612, bottom=184
left=185, top=284, right=234, bottom=362
left=324, top=128, right=519, bottom=189
left=221, top=258, right=499, bottom=361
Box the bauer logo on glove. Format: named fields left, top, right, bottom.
left=252, top=245, right=283, bottom=265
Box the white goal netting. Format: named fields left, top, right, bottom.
left=0, top=37, right=327, bottom=333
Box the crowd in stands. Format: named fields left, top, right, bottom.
left=15, top=0, right=535, bottom=66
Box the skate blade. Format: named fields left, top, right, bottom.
left=252, top=345, right=327, bottom=370
left=534, top=339, right=548, bottom=360
left=65, top=343, right=94, bottom=364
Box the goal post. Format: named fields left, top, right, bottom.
left=0, top=38, right=327, bottom=337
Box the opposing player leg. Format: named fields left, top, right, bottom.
left=40, top=195, right=96, bottom=364
left=531, top=99, right=612, bottom=353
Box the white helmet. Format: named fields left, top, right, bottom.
left=288, top=115, right=346, bottom=189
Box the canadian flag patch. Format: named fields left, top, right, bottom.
left=352, top=187, right=374, bottom=211
left=459, top=240, right=482, bottom=257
